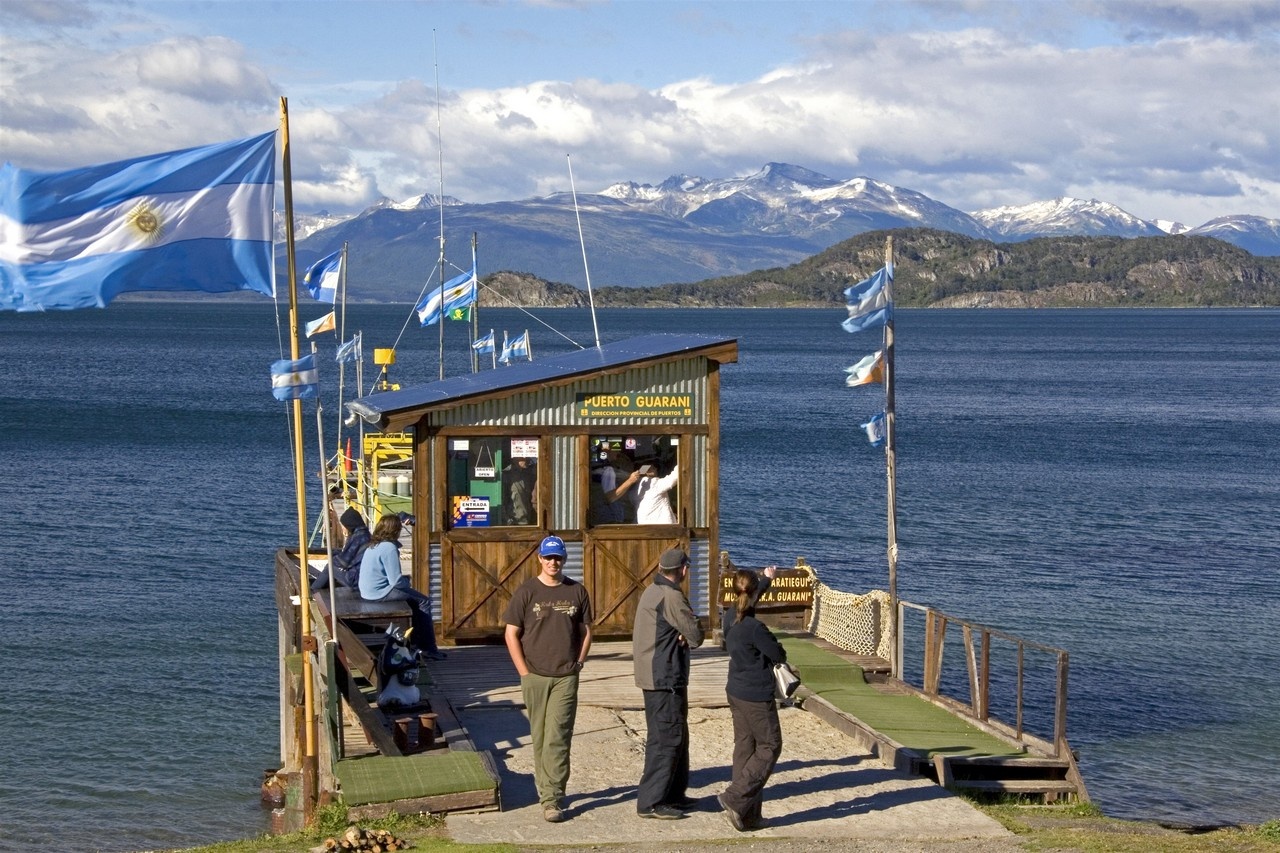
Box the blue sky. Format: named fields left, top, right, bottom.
left=2, top=0, right=1278, bottom=226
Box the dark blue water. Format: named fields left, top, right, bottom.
left=1, top=304, right=1276, bottom=849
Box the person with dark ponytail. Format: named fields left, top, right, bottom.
left=717, top=569, right=786, bottom=832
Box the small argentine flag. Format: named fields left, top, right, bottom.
left=472, top=329, right=495, bottom=354
left=270, top=354, right=319, bottom=401
left=303, top=249, right=342, bottom=303
left=861, top=412, right=887, bottom=448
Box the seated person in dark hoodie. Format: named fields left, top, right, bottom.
left=311, top=507, right=372, bottom=590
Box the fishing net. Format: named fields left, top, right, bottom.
left=807, top=582, right=893, bottom=660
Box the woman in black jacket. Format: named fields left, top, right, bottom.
left=718, top=569, right=786, bottom=831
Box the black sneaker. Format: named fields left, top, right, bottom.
left=638, top=804, right=685, bottom=820
left=717, top=794, right=745, bottom=832
left=669, top=796, right=700, bottom=810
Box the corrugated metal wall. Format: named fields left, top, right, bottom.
left=430, top=360, right=709, bottom=427
left=420, top=360, right=714, bottom=532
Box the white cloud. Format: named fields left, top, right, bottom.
left=1, top=2, right=1276, bottom=226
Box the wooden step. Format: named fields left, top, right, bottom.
left=945, top=755, right=1072, bottom=771
left=949, top=779, right=1079, bottom=795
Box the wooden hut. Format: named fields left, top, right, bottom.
left=346, top=334, right=739, bottom=642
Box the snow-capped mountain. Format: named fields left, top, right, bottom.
left=970, top=197, right=1166, bottom=240
left=602, top=162, right=989, bottom=239
left=1187, top=215, right=1280, bottom=257
left=292, top=164, right=1278, bottom=294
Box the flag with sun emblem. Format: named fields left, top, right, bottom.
left=0, top=131, right=276, bottom=311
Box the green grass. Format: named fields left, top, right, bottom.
left=168, top=806, right=1280, bottom=853
left=976, top=803, right=1280, bottom=852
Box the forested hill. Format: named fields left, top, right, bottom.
left=482, top=229, right=1280, bottom=308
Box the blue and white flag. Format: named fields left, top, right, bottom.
left=270, top=354, right=318, bottom=401
left=843, top=265, right=892, bottom=305
left=861, top=412, right=887, bottom=448
left=842, top=264, right=894, bottom=333
left=1, top=132, right=276, bottom=311
left=842, top=305, right=892, bottom=334
left=500, top=330, right=530, bottom=363
left=846, top=278, right=890, bottom=319
left=472, top=329, right=495, bottom=354
left=335, top=332, right=362, bottom=363
left=415, top=265, right=477, bottom=326
left=303, top=248, right=342, bottom=303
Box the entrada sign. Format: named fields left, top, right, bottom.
left=577, top=392, right=696, bottom=418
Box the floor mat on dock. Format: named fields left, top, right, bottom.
left=779, top=636, right=1024, bottom=758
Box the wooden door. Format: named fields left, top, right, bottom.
left=440, top=531, right=544, bottom=641
left=584, top=527, right=689, bottom=638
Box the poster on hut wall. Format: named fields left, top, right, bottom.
left=452, top=496, right=490, bottom=527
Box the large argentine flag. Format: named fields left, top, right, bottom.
left=0, top=131, right=276, bottom=311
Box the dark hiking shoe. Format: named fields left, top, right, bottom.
left=717, top=793, right=745, bottom=832
left=638, top=804, right=685, bottom=819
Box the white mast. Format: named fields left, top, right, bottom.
left=433, top=30, right=447, bottom=379
left=567, top=155, right=601, bottom=348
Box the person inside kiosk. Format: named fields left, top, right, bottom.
left=588, top=435, right=680, bottom=526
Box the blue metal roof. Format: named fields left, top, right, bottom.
left=347, top=333, right=738, bottom=429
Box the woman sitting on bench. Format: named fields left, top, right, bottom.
left=358, top=513, right=447, bottom=661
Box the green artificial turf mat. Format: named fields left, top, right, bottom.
left=778, top=635, right=1024, bottom=758
left=336, top=751, right=496, bottom=805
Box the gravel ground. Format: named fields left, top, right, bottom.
left=445, top=703, right=1021, bottom=851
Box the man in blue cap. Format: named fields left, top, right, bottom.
left=502, top=535, right=593, bottom=823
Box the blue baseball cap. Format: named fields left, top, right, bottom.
left=539, top=535, right=567, bottom=558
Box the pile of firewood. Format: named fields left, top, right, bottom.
left=321, top=826, right=412, bottom=851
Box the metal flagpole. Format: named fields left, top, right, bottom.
left=312, top=374, right=339, bottom=650
left=335, top=242, right=349, bottom=486
left=470, top=233, right=479, bottom=373
left=279, top=95, right=318, bottom=815
left=882, top=235, right=901, bottom=678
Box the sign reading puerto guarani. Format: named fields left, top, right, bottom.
left=576, top=392, right=696, bottom=418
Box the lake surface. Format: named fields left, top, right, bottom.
left=1, top=304, right=1276, bottom=850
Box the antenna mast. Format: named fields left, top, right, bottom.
left=434, top=30, right=447, bottom=379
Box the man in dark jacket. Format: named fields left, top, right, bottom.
left=631, top=548, right=705, bottom=819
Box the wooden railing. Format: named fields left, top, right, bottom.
left=898, top=601, right=1070, bottom=758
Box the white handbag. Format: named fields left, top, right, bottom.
left=773, top=662, right=801, bottom=699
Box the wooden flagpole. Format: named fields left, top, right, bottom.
left=279, top=96, right=318, bottom=813
left=882, top=235, right=901, bottom=678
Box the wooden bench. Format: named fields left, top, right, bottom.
left=313, top=587, right=413, bottom=692
left=313, top=585, right=414, bottom=623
